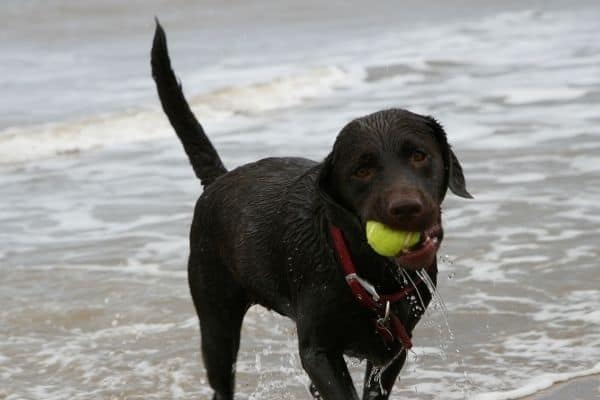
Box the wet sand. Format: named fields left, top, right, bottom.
left=523, top=375, right=600, bottom=400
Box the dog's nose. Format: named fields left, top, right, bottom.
left=388, top=197, right=423, bottom=219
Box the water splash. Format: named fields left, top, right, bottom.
left=416, top=269, right=476, bottom=396
left=401, top=268, right=427, bottom=312
left=370, top=349, right=406, bottom=396
left=440, top=254, right=455, bottom=265
left=255, top=353, right=261, bottom=372
left=417, top=269, right=454, bottom=340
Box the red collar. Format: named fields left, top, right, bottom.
left=328, top=223, right=435, bottom=350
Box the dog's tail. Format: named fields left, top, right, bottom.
left=151, top=19, right=227, bottom=187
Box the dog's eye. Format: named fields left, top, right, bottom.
left=411, top=150, right=428, bottom=164
left=354, top=166, right=375, bottom=179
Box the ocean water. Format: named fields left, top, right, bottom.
left=1, top=1, right=599, bottom=399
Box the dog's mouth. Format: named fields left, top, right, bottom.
left=392, top=224, right=442, bottom=271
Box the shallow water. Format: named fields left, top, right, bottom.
left=1, top=1, right=600, bottom=399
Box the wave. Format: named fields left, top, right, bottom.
left=0, top=65, right=362, bottom=165
left=15, top=262, right=187, bottom=279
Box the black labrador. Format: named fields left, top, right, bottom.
left=151, top=21, right=471, bottom=400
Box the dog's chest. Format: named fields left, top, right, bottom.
left=337, top=293, right=427, bottom=364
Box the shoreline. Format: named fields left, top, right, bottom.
left=522, top=374, right=600, bottom=400
left=470, top=366, right=600, bottom=400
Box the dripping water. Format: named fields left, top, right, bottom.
left=416, top=268, right=475, bottom=395
left=401, top=268, right=427, bottom=312
left=416, top=269, right=454, bottom=340
left=369, top=348, right=406, bottom=396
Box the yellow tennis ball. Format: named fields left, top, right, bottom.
left=366, top=220, right=420, bottom=257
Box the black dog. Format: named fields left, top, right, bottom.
left=151, top=21, right=471, bottom=400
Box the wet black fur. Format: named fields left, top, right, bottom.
left=152, top=20, right=471, bottom=400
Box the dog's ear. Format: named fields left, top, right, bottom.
left=425, top=116, right=473, bottom=200
left=448, top=147, right=473, bottom=199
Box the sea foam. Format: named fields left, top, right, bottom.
left=0, top=65, right=362, bottom=165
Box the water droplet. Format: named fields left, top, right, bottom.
left=409, top=349, right=418, bottom=362
left=255, top=353, right=262, bottom=372
left=441, top=254, right=455, bottom=265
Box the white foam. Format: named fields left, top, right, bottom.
left=469, top=362, right=600, bottom=400
left=498, top=88, right=587, bottom=105
left=496, top=173, right=546, bottom=184
left=0, top=65, right=362, bottom=165
left=532, top=290, right=600, bottom=325
left=0, top=110, right=172, bottom=165
left=170, top=369, right=186, bottom=399
left=189, top=66, right=358, bottom=114
left=86, top=322, right=176, bottom=341
left=13, top=262, right=186, bottom=279
left=571, top=155, right=600, bottom=174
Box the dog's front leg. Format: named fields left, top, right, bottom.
left=295, top=291, right=359, bottom=399
left=297, top=317, right=359, bottom=400
left=298, top=342, right=359, bottom=400
left=362, top=351, right=407, bottom=400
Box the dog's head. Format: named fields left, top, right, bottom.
left=319, top=109, right=472, bottom=271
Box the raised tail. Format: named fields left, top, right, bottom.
left=151, top=19, right=227, bottom=186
